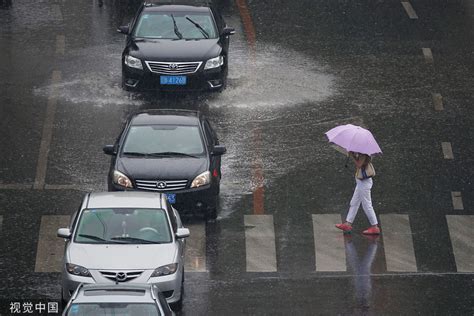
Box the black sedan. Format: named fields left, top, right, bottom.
left=103, top=109, right=226, bottom=220
left=118, top=1, right=235, bottom=92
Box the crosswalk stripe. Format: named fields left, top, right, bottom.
left=35, top=215, right=70, bottom=273
left=185, top=223, right=207, bottom=272
left=451, top=192, right=464, bottom=210
left=245, top=215, right=277, bottom=272
left=313, top=214, right=346, bottom=272
left=0, top=215, right=3, bottom=234
left=446, top=215, right=474, bottom=272
left=401, top=1, right=418, bottom=19
left=380, top=214, right=417, bottom=272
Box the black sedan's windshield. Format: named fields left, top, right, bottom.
left=133, top=11, right=217, bottom=39
left=122, top=125, right=205, bottom=157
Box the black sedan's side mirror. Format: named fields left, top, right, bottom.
left=117, top=25, right=130, bottom=34
left=103, top=145, right=116, bottom=155
left=211, top=145, right=226, bottom=156
left=221, top=27, right=235, bottom=37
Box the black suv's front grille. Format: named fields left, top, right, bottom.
left=145, top=61, right=202, bottom=75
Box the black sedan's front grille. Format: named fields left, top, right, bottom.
left=135, top=179, right=188, bottom=192
left=145, top=61, right=202, bottom=75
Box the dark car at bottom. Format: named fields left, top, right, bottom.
left=103, top=109, right=226, bottom=219
left=118, top=1, right=235, bottom=92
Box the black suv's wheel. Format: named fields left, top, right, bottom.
left=205, top=195, right=219, bottom=220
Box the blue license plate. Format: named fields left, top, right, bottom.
left=160, top=76, right=187, bottom=85
left=166, top=193, right=176, bottom=204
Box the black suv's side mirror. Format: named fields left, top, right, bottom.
left=221, top=27, right=235, bottom=36
left=211, top=145, right=226, bottom=156
left=103, top=145, right=116, bottom=155
left=117, top=25, right=130, bottom=34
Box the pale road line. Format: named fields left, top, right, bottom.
left=422, top=48, right=434, bottom=63
left=441, top=142, right=454, bottom=159
left=446, top=215, right=474, bottom=272
left=52, top=4, right=63, bottom=21
left=432, top=93, right=444, bottom=111
left=33, top=71, right=62, bottom=190
left=451, top=192, right=464, bottom=210
left=401, top=2, right=418, bottom=19
left=185, top=223, right=207, bottom=272
left=313, top=214, right=346, bottom=272
left=380, top=214, right=417, bottom=272
left=0, top=216, right=3, bottom=234
left=35, top=215, right=70, bottom=273
left=245, top=215, right=277, bottom=272
left=0, top=183, right=32, bottom=190
left=56, top=35, right=65, bottom=55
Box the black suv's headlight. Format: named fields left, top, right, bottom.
left=191, top=171, right=210, bottom=188
left=204, top=56, right=224, bottom=70
left=124, top=55, right=143, bottom=70
left=113, top=170, right=133, bottom=188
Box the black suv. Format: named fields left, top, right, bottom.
left=103, top=109, right=226, bottom=219
left=118, top=1, right=235, bottom=91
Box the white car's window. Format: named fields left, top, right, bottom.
left=74, top=208, right=172, bottom=244
left=122, top=125, right=205, bottom=156
left=133, top=12, right=217, bottom=39
left=66, top=303, right=160, bottom=316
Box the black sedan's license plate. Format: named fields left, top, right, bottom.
left=160, top=76, right=187, bottom=85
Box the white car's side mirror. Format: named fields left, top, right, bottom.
left=175, top=228, right=190, bottom=239
left=57, top=228, right=72, bottom=239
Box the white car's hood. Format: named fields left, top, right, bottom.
left=68, top=243, right=177, bottom=269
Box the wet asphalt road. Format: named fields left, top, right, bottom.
left=0, top=0, right=473, bottom=315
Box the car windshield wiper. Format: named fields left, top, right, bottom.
left=149, top=152, right=199, bottom=158
left=122, top=151, right=148, bottom=157
left=170, top=14, right=183, bottom=39
left=185, top=17, right=210, bottom=39
left=78, top=234, right=124, bottom=244
left=110, top=236, right=161, bottom=244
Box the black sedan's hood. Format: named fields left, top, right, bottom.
left=117, top=157, right=208, bottom=180
left=127, top=38, right=222, bottom=62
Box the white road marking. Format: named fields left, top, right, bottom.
left=441, top=142, right=454, bottom=159
left=185, top=223, right=207, bottom=272
left=56, top=35, right=65, bottom=55
left=44, top=184, right=83, bottom=190
left=432, top=93, right=444, bottom=111
left=52, top=4, right=63, bottom=21
left=401, top=2, right=418, bottom=19
left=35, top=215, right=70, bottom=273
left=422, top=48, right=434, bottom=63
left=446, top=215, right=474, bottom=272
left=380, top=214, right=417, bottom=272
left=312, top=214, right=346, bottom=272
left=33, top=71, right=62, bottom=190
left=245, top=215, right=277, bottom=272
left=451, top=192, right=464, bottom=210
left=0, top=183, right=32, bottom=190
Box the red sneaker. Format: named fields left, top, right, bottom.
left=335, top=223, right=352, bottom=233
left=362, top=226, right=380, bottom=235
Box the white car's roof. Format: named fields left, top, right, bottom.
left=86, top=192, right=165, bottom=209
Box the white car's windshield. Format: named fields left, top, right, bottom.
left=74, top=208, right=172, bottom=244
left=66, top=303, right=160, bottom=316
left=133, top=11, right=217, bottom=39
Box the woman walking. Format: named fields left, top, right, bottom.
left=336, top=152, right=380, bottom=235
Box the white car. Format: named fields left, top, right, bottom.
left=58, top=192, right=189, bottom=310
left=62, top=283, right=175, bottom=316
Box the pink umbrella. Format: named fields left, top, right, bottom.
left=325, top=124, right=382, bottom=156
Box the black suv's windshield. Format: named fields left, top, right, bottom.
left=133, top=11, right=217, bottom=39
left=122, top=125, right=205, bottom=157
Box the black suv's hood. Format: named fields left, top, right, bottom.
left=127, top=38, right=222, bottom=62
left=117, top=157, right=208, bottom=180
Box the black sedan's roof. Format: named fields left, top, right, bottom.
left=144, top=4, right=212, bottom=13
left=130, top=109, right=201, bottom=126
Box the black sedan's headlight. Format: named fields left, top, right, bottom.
left=124, top=55, right=143, bottom=70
